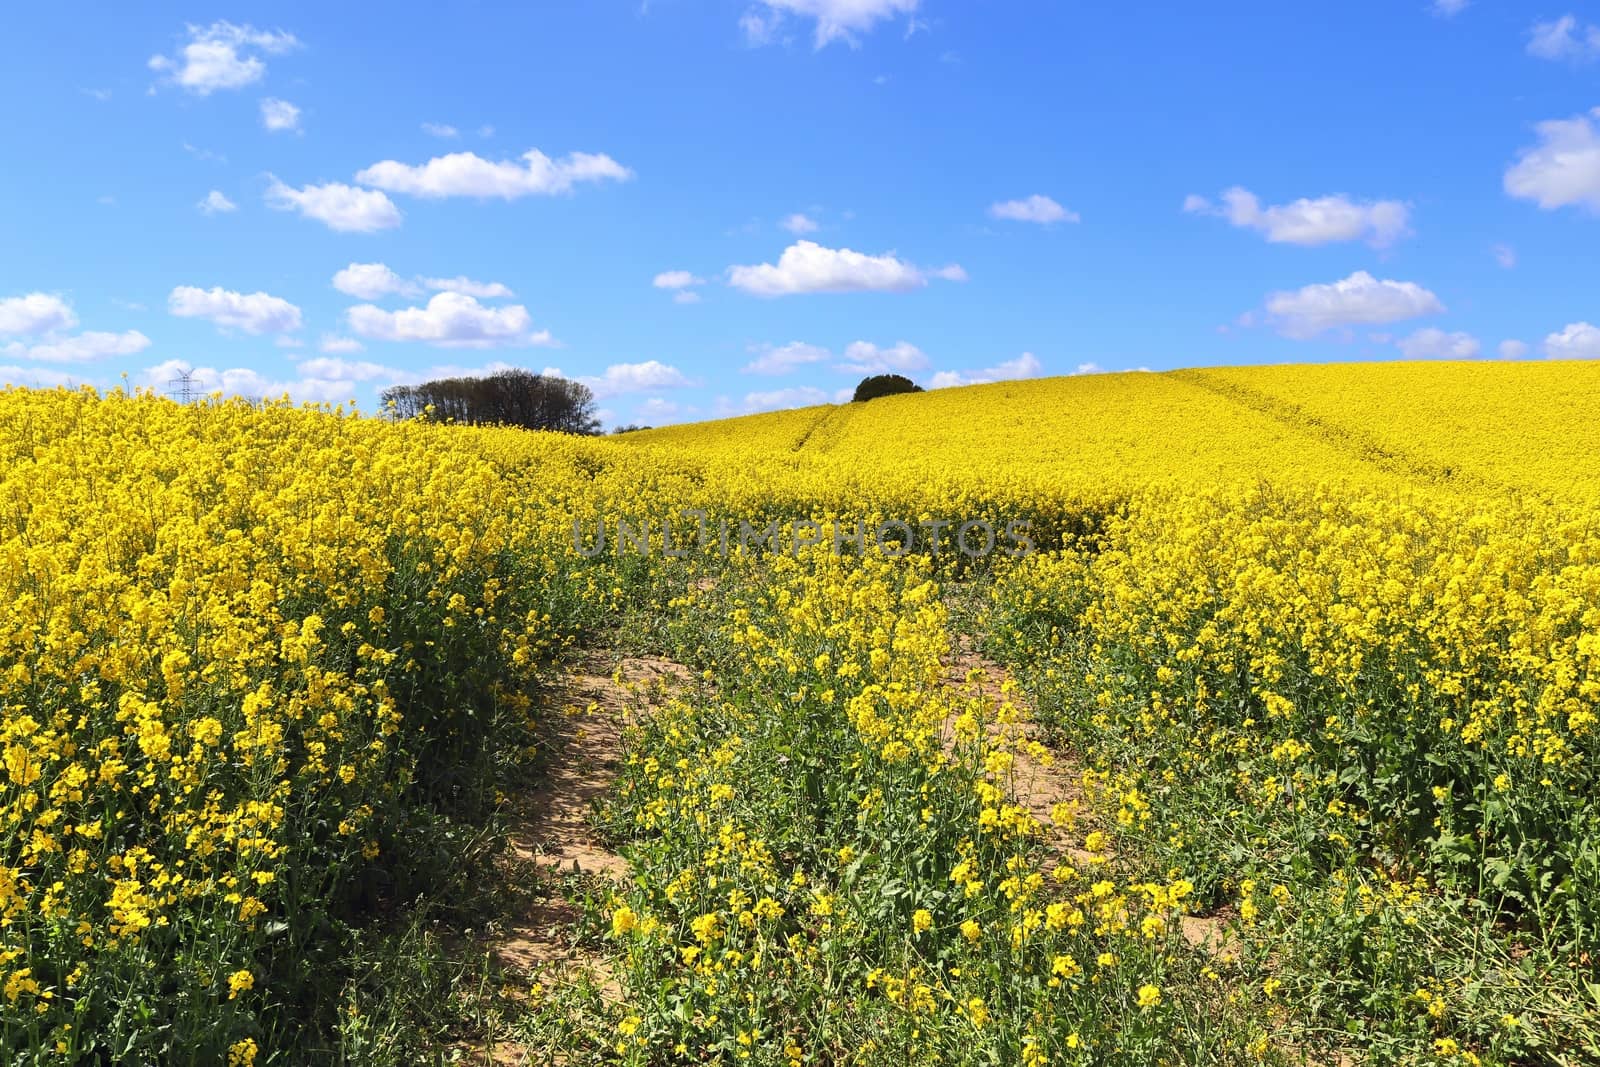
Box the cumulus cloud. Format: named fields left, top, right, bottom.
left=929, top=352, right=1044, bottom=389
left=728, top=240, right=965, bottom=296
left=781, top=212, right=819, bottom=234
left=266, top=179, right=402, bottom=233
left=1527, top=15, right=1600, bottom=61
left=198, top=190, right=237, bottom=215
left=319, top=334, right=365, bottom=354
left=1263, top=271, right=1443, bottom=339
left=1498, top=339, right=1529, bottom=359
left=1430, top=0, right=1468, bottom=16
left=293, top=356, right=398, bottom=381
left=260, top=97, right=301, bottom=132
left=1544, top=321, right=1600, bottom=358
left=653, top=270, right=707, bottom=304
left=1184, top=186, right=1411, bottom=247
left=346, top=292, right=551, bottom=348
left=1396, top=327, right=1481, bottom=360
left=355, top=149, right=631, bottom=199
left=742, top=0, right=921, bottom=48
left=421, top=122, right=460, bottom=138
left=1492, top=243, right=1516, bottom=269
left=332, top=263, right=420, bottom=300
left=141, top=358, right=358, bottom=405
left=332, top=263, right=514, bottom=302
left=421, top=275, right=514, bottom=299
left=837, top=340, right=928, bottom=375
left=0, top=365, right=82, bottom=388
left=148, top=22, right=299, bottom=95
left=1504, top=107, right=1600, bottom=213
left=742, top=341, right=832, bottom=375
left=579, top=360, right=696, bottom=399
left=989, top=194, right=1079, bottom=225
left=0, top=293, right=77, bottom=336
left=168, top=285, right=303, bottom=335
left=632, top=396, right=689, bottom=424
left=3, top=330, right=150, bottom=364
left=740, top=385, right=831, bottom=413
left=0, top=294, right=150, bottom=365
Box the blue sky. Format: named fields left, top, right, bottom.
left=2, top=1, right=1598, bottom=427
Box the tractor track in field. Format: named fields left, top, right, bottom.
left=940, top=625, right=1238, bottom=961
left=463, top=652, right=693, bottom=1065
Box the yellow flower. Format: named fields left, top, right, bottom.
left=1137, top=983, right=1162, bottom=1009
left=226, top=970, right=255, bottom=1000
left=912, top=908, right=933, bottom=935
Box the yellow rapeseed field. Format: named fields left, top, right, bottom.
left=4, top=362, right=1598, bottom=1064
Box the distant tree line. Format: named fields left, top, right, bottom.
left=852, top=374, right=923, bottom=402
left=381, top=369, right=601, bottom=434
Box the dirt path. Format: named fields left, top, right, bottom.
left=467, top=653, right=692, bottom=1065
left=941, top=629, right=1238, bottom=961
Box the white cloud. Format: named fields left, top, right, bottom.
left=989, top=194, right=1079, bottom=225
left=1492, top=243, right=1516, bottom=269
left=142, top=359, right=358, bottom=405
left=0, top=365, right=81, bottom=388
left=355, top=148, right=631, bottom=199
left=740, top=385, right=831, bottom=413
left=346, top=292, right=551, bottom=348
left=148, top=22, right=299, bottom=95
left=319, top=334, right=365, bottom=354
left=332, top=263, right=513, bottom=301
left=1544, top=321, right=1600, bottom=359
left=0, top=295, right=148, bottom=367
left=0, top=293, right=77, bottom=336
left=1504, top=107, right=1600, bottom=213
left=420, top=276, right=515, bottom=299
left=294, top=356, right=398, bottom=381
left=742, top=341, right=832, bottom=375
left=1396, top=327, right=1481, bottom=360
left=1263, top=271, right=1443, bottom=339
left=198, top=190, right=237, bottom=215
left=740, top=8, right=783, bottom=45
left=260, top=97, right=301, bottom=133
left=332, top=263, right=420, bottom=300
left=743, top=0, right=921, bottom=48
left=1430, top=0, right=1468, bottom=16
left=422, top=122, right=460, bottom=138
left=168, top=285, right=303, bottom=335
left=837, top=340, right=928, bottom=375
left=266, top=179, right=402, bottom=233
left=727, top=240, right=964, bottom=296
left=1184, top=186, right=1411, bottom=247
left=275, top=336, right=304, bottom=349
left=781, top=212, right=819, bottom=234
left=184, top=143, right=227, bottom=164
left=654, top=271, right=705, bottom=302
left=929, top=352, right=1044, bottom=389
left=580, top=360, right=695, bottom=399
left=3, top=330, right=150, bottom=364
left=1498, top=339, right=1529, bottom=359
left=633, top=396, right=688, bottom=424
left=1527, top=15, right=1600, bottom=61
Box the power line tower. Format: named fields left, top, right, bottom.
left=167, top=368, right=204, bottom=404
